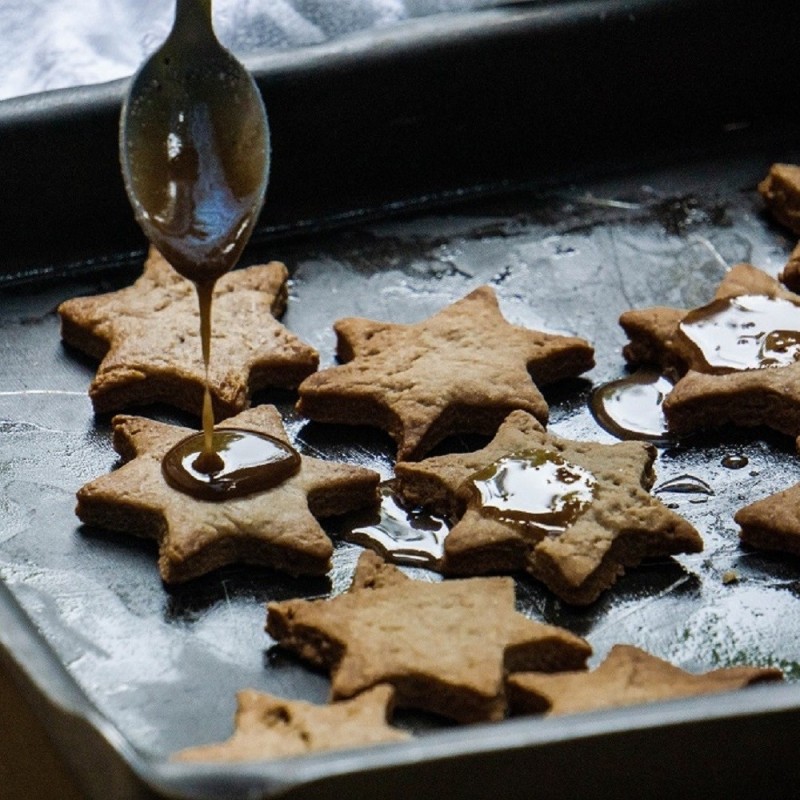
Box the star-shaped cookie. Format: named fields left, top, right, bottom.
left=394, top=410, right=703, bottom=605
left=174, top=685, right=409, bottom=762
left=59, top=247, right=319, bottom=418
left=759, top=162, right=800, bottom=235
left=734, top=482, right=800, bottom=557
left=779, top=242, right=800, bottom=293
left=507, top=644, right=782, bottom=716
left=620, top=262, right=800, bottom=444
left=76, top=405, right=379, bottom=582
left=266, top=550, right=591, bottom=722
left=296, top=285, right=594, bottom=460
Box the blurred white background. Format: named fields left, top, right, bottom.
left=0, top=0, right=503, bottom=100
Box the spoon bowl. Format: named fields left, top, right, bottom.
left=119, top=0, right=269, bottom=285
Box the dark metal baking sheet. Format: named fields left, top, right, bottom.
left=3, top=1, right=800, bottom=798
left=5, top=145, right=800, bottom=799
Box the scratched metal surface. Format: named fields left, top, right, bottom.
left=2, top=145, right=800, bottom=774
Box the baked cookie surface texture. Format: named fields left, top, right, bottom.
left=508, top=644, right=782, bottom=716
left=735, top=482, right=800, bottom=558
left=394, top=410, right=702, bottom=605
left=297, top=285, right=594, bottom=460
left=174, top=685, right=408, bottom=762
left=59, top=247, right=319, bottom=417
left=759, top=162, right=800, bottom=236
left=267, top=550, right=591, bottom=723
left=76, top=406, right=379, bottom=582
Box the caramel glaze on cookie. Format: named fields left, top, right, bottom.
left=394, top=410, right=702, bottom=605
left=620, top=263, right=800, bottom=445
left=296, top=285, right=594, bottom=461
left=76, top=405, right=379, bottom=583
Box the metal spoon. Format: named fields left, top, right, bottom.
left=119, top=0, right=270, bottom=285
left=119, top=0, right=270, bottom=476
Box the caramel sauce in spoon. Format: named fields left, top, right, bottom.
left=120, top=0, right=297, bottom=499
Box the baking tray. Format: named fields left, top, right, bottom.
left=3, top=1, right=800, bottom=798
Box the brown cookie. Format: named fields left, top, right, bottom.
left=779, top=242, right=800, bottom=293
left=174, top=685, right=409, bottom=763
left=620, top=263, right=800, bottom=444
left=394, top=410, right=702, bottom=605
left=296, top=285, right=594, bottom=460
left=266, top=550, right=591, bottom=723
left=59, top=247, right=319, bottom=418
left=507, top=644, right=782, bottom=716
left=759, top=163, right=800, bottom=235
left=735, top=482, right=800, bottom=557
left=76, top=405, right=379, bottom=582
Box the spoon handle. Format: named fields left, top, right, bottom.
left=172, top=0, right=215, bottom=44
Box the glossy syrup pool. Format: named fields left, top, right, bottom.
left=2, top=152, right=800, bottom=759
left=161, top=429, right=301, bottom=501
left=679, top=294, right=800, bottom=372
left=343, top=482, right=449, bottom=568
left=466, top=449, right=596, bottom=530
left=590, top=368, right=674, bottom=442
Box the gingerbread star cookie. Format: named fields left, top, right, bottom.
left=620, top=262, right=800, bottom=444
left=779, top=242, right=800, bottom=293
left=296, top=285, right=594, bottom=460
left=59, top=247, right=318, bottom=418
left=394, top=410, right=702, bottom=605
left=759, top=162, right=800, bottom=235
left=76, top=405, right=379, bottom=582
left=507, top=644, right=782, bottom=716
left=266, top=550, right=591, bottom=723
left=174, top=685, right=409, bottom=763
left=735, top=482, right=800, bottom=557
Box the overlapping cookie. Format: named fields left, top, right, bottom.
left=759, top=163, right=800, bottom=236
left=760, top=164, right=800, bottom=289
left=267, top=550, right=591, bottom=723
left=620, top=262, right=800, bottom=444
left=76, top=405, right=379, bottom=582
left=59, top=247, right=319, bottom=418
left=175, top=685, right=408, bottom=762
left=507, top=644, right=782, bottom=716
left=393, top=410, right=702, bottom=605
left=296, top=285, right=594, bottom=460
left=777, top=243, right=800, bottom=293
left=735, top=482, right=800, bottom=558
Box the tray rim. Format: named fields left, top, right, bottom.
left=6, top=568, right=800, bottom=800
left=3, top=0, right=798, bottom=284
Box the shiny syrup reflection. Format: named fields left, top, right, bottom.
left=590, top=369, right=674, bottom=442
left=120, top=0, right=270, bottom=496
left=467, top=449, right=596, bottom=531
left=346, top=483, right=449, bottom=568
left=162, top=429, right=300, bottom=501
left=721, top=454, right=749, bottom=470
left=653, top=474, right=714, bottom=505
left=679, top=294, right=800, bottom=372
left=126, top=104, right=267, bottom=476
